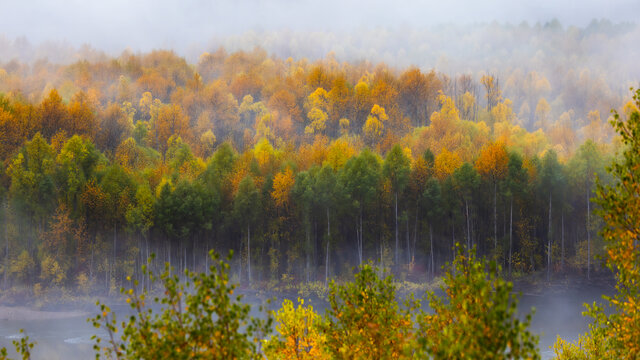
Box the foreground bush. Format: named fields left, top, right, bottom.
left=553, top=89, right=640, bottom=359
left=320, top=265, right=418, bottom=360
left=418, top=249, right=539, bottom=359
left=1, top=249, right=540, bottom=359
left=91, top=251, right=272, bottom=360
left=264, top=298, right=328, bottom=360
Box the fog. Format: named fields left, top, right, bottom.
left=0, top=281, right=615, bottom=359
left=2, top=0, right=639, bottom=55
left=2, top=1, right=639, bottom=97
left=0, top=2, right=635, bottom=358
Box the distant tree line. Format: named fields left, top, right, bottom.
left=0, top=49, right=624, bottom=295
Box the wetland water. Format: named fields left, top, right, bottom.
left=0, top=281, right=613, bottom=359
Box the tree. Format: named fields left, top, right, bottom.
left=272, top=168, right=295, bottom=210
left=453, top=163, right=480, bottom=255
left=156, top=180, right=216, bottom=247
left=305, top=88, right=330, bottom=136
left=339, top=150, right=381, bottom=265
left=567, top=140, right=606, bottom=278
left=67, top=91, right=99, bottom=139
left=265, top=298, right=328, bottom=360
left=433, top=148, right=462, bottom=180
left=540, top=150, right=565, bottom=281
left=398, top=68, right=435, bottom=127
left=292, top=169, right=317, bottom=283
left=313, top=164, right=340, bottom=286
left=100, top=165, right=136, bottom=287
left=475, top=141, right=509, bottom=251
left=422, top=178, right=443, bottom=277
left=320, top=265, right=417, bottom=360
left=554, top=88, right=640, bottom=359
left=39, top=89, right=69, bottom=140
left=55, top=135, right=101, bottom=216
left=481, top=75, right=502, bottom=112
left=98, top=103, right=133, bottom=153
left=363, top=104, right=388, bottom=146
left=125, top=184, right=155, bottom=288
left=419, top=248, right=539, bottom=359
left=233, top=176, right=260, bottom=285
left=383, top=145, right=411, bottom=266
left=535, top=98, right=551, bottom=129
left=504, top=152, right=528, bottom=275
left=8, top=133, right=56, bottom=238
left=151, top=104, right=191, bottom=156
left=91, top=251, right=272, bottom=360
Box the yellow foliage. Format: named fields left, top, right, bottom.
left=271, top=167, right=295, bottom=209
left=305, top=107, right=328, bottom=135
left=264, top=298, right=329, bottom=360
left=490, top=99, right=516, bottom=127
left=434, top=148, right=462, bottom=180
left=254, top=137, right=276, bottom=170
left=363, top=104, right=388, bottom=145
left=535, top=98, right=550, bottom=129
left=325, top=138, right=355, bottom=170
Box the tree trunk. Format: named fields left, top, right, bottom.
left=494, top=181, right=498, bottom=250
left=509, top=197, right=513, bottom=276
left=561, top=210, right=565, bottom=272
left=406, top=214, right=410, bottom=265
left=547, top=192, right=552, bottom=282
left=306, top=226, right=310, bottom=283
left=587, top=187, right=591, bottom=280
left=413, top=204, right=419, bottom=263
left=430, top=224, right=435, bottom=277
left=3, top=202, right=8, bottom=290
left=395, top=192, right=398, bottom=265
left=359, top=209, right=364, bottom=266
left=356, top=216, right=361, bottom=266
left=465, top=199, right=471, bottom=256
left=247, top=224, right=252, bottom=285
left=325, top=208, right=330, bottom=287
left=113, top=223, right=117, bottom=286
left=451, top=215, right=455, bottom=262
left=90, top=234, right=94, bottom=283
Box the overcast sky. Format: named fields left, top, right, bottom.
left=2, top=0, right=639, bottom=53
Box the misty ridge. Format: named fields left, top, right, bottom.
left=1, top=18, right=639, bottom=127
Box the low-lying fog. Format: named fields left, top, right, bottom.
left=0, top=279, right=614, bottom=360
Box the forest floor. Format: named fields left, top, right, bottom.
left=0, top=305, right=87, bottom=321
left=0, top=270, right=617, bottom=317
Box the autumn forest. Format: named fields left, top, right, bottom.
left=0, top=26, right=629, bottom=300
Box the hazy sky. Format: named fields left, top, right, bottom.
left=2, top=0, right=639, bottom=53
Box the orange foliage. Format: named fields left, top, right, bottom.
left=297, top=135, right=328, bottom=171
left=271, top=167, right=296, bottom=209
left=475, top=141, right=509, bottom=182
left=152, top=104, right=191, bottom=155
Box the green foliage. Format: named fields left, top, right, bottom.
left=8, top=133, right=56, bottom=221
left=0, top=329, right=35, bottom=360
left=553, top=302, right=613, bottom=359
left=383, top=144, right=411, bottom=194
left=320, top=264, right=417, bottom=359
left=419, top=247, right=539, bottom=359
left=453, top=162, right=480, bottom=201
left=234, top=176, right=260, bottom=226
left=155, top=180, right=217, bottom=239
left=555, top=87, right=640, bottom=358
left=339, top=149, right=381, bottom=211
left=90, top=251, right=272, bottom=359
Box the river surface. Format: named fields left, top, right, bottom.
left=0, top=280, right=613, bottom=359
